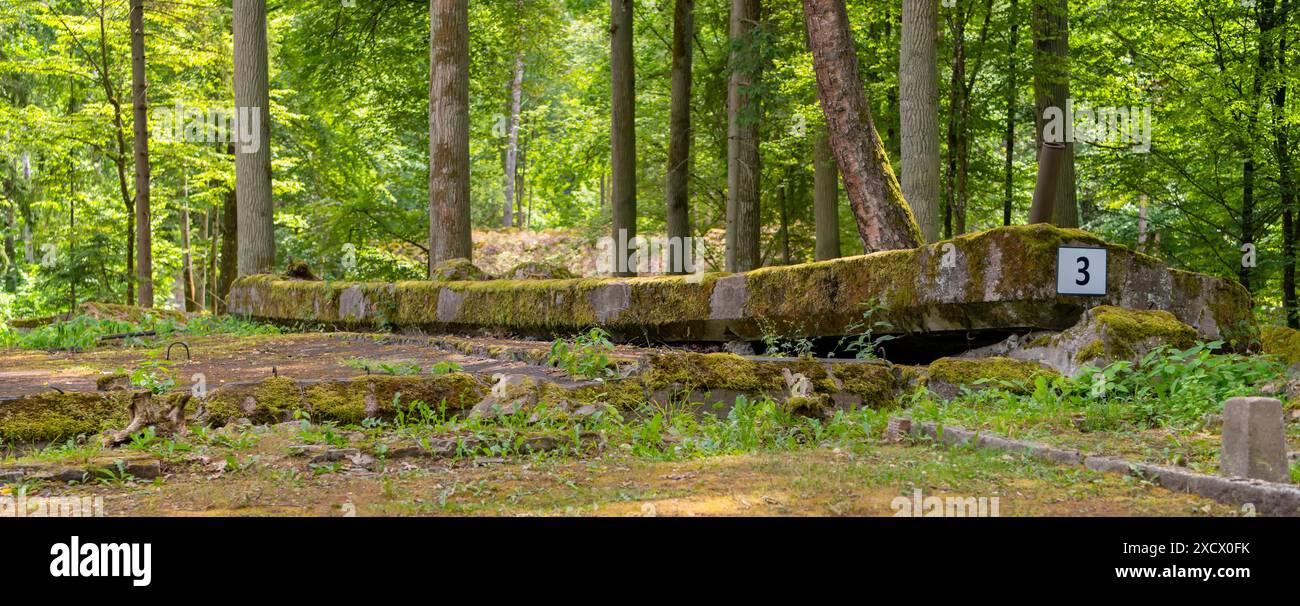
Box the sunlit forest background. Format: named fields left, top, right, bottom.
left=0, top=0, right=1294, bottom=325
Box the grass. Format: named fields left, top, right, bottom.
left=0, top=312, right=281, bottom=351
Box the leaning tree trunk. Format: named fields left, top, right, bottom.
left=233, top=0, right=276, bottom=275
left=1032, top=0, right=1076, bottom=228
left=899, top=0, right=940, bottom=243
left=665, top=0, right=694, bottom=273
left=610, top=0, right=637, bottom=276
left=726, top=0, right=762, bottom=272
left=812, top=128, right=840, bottom=260
left=429, top=0, right=473, bottom=268
left=130, top=0, right=152, bottom=307
left=802, top=0, right=923, bottom=252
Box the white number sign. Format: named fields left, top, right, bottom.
left=1057, top=247, right=1107, bottom=296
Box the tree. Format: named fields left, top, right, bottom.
left=726, top=0, right=762, bottom=272
left=812, top=128, right=839, bottom=260
left=899, top=0, right=940, bottom=242
left=501, top=0, right=525, bottom=228
left=233, top=0, right=275, bottom=275
left=1031, top=0, right=1076, bottom=228
left=429, top=0, right=473, bottom=267
left=129, top=0, right=152, bottom=306
left=666, top=0, right=693, bottom=272
left=802, top=0, right=923, bottom=252
left=610, top=0, right=636, bottom=276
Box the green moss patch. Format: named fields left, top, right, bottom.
left=1261, top=326, right=1300, bottom=366
left=0, top=392, right=132, bottom=444
left=1087, top=305, right=1197, bottom=360
left=927, top=357, right=1057, bottom=395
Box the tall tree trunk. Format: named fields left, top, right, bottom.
left=428, top=0, right=473, bottom=268
left=610, top=0, right=637, bottom=275
left=813, top=128, right=841, bottom=260
left=802, top=0, right=924, bottom=253
left=899, top=0, right=940, bottom=242
left=502, top=40, right=524, bottom=228
left=130, top=0, right=152, bottom=307
left=233, top=0, right=276, bottom=275
left=1002, top=0, right=1019, bottom=226
left=96, top=9, right=135, bottom=305
left=1275, top=0, right=1295, bottom=326
left=181, top=196, right=197, bottom=312
left=666, top=0, right=694, bottom=273
left=216, top=180, right=238, bottom=314
left=726, top=0, right=762, bottom=272
left=1032, top=0, right=1076, bottom=227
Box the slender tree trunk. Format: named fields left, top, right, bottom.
left=428, top=0, right=473, bottom=268
left=813, top=128, right=841, bottom=260
left=610, top=0, right=637, bottom=275
left=1002, top=0, right=1019, bottom=226
left=97, top=10, right=135, bottom=305
left=802, top=0, right=924, bottom=253
left=216, top=176, right=238, bottom=314
left=777, top=177, right=790, bottom=264
left=233, top=0, right=275, bottom=275
left=502, top=43, right=524, bottom=228
left=726, top=0, right=762, bottom=272
left=130, top=0, right=152, bottom=307
left=1032, top=0, right=1076, bottom=227
left=1275, top=0, right=1296, bottom=326
left=899, top=0, right=940, bottom=242
left=666, top=0, right=694, bottom=273
left=181, top=199, right=197, bottom=312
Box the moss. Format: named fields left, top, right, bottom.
left=431, top=258, right=488, bottom=281
left=307, top=374, right=485, bottom=423
left=0, top=392, right=131, bottom=444
left=643, top=352, right=784, bottom=393
left=544, top=379, right=646, bottom=409
left=1075, top=340, right=1107, bottom=363
left=503, top=261, right=575, bottom=280
left=95, top=373, right=130, bottom=391
left=783, top=394, right=832, bottom=418
left=926, top=357, right=1057, bottom=394
left=830, top=363, right=899, bottom=409
left=1089, top=305, right=1196, bottom=358
left=1261, top=325, right=1300, bottom=366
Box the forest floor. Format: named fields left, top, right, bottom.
left=0, top=330, right=1291, bottom=516
left=0, top=420, right=1237, bottom=517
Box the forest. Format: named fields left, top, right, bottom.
left=0, top=0, right=1293, bottom=327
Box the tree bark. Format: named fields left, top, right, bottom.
left=610, top=0, right=637, bottom=275
left=502, top=38, right=524, bottom=228
left=95, top=10, right=135, bottom=305
left=813, top=128, right=840, bottom=260
left=215, top=150, right=238, bottom=314
left=1002, top=0, right=1019, bottom=226
left=802, top=0, right=923, bottom=253
left=726, top=0, right=762, bottom=272
left=130, top=0, right=152, bottom=307
left=233, top=0, right=276, bottom=275
left=899, top=0, right=940, bottom=242
left=1031, top=0, right=1076, bottom=227
left=666, top=0, right=694, bottom=273
left=428, top=0, right=473, bottom=268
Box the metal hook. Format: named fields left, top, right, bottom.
left=166, top=341, right=191, bottom=361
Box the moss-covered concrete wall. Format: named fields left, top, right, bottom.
left=229, top=225, right=1251, bottom=342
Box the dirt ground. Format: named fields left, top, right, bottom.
left=2, top=419, right=1239, bottom=517
left=0, top=332, right=653, bottom=398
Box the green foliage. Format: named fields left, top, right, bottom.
left=837, top=299, right=897, bottom=360
left=547, top=327, right=615, bottom=379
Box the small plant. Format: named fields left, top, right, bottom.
left=127, top=356, right=177, bottom=394
left=343, top=357, right=423, bottom=376
left=548, top=327, right=616, bottom=379
left=837, top=299, right=896, bottom=360
left=756, top=317, right=816, bottom=358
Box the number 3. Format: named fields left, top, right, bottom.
left=1075, top=256, right=1090, bottom=285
